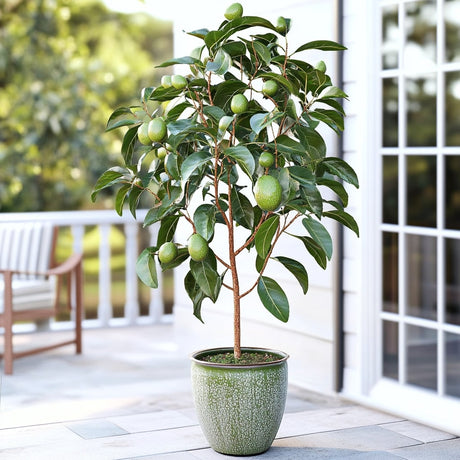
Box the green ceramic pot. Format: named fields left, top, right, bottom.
left=190, top=347, right=289, bottom=456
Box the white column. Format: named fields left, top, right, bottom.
left=124, top=222, right=140, bottom=324
left=98, top=224, right=112, bottom=326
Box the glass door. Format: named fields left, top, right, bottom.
left=380, top=0, right=460, bottom=400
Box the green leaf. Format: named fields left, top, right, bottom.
left=106, top=107, right=138, bottom=132
left=194, top=204, right=217, bottom=240
left=317, top=177, right=349, bottom=207
left=272, top=256, right=309, bottom=294
left=165, top=102, right=193, bottom=122
left=206, top=48, right=232, bottom=75
left=213, top=80, right=248, bottom=108
left=156, top=56, right=202, bottom=67
left=292, top=125, right=326, bottom=160
left=186, top=28, right=209, bottom=39
left=136, top=248, right=158, bottom=288
left=203, top=105, right=226, bottom=122
left=121, top=126, right=138, bottom=164
left=294, top=235, right=327, bottom=269
left=257, top=276, right=289, bottom=322
left=294, top=40, right=347, bottom=54
left=258, top=72, right=298, bottom=95
left=224, top=145, right=255, bottom=179
left=324, top=210, right=360, bottom=237
left=274, top=135, right=306, bottom=159
left=250, top=112, right=283, bottom=136
left=115, top=184, right=131, bottom=216
left=300, top=183, right=323, bottom=218
left=184, top=270, right=206, bottom=323
left=302, top=216, right=333, bottom=260
left=157, top=215, right=180, bottom=246
left=190, top=259, right=221, bottom=302
left=288, top=166, right=315, bottom=187
left=230, top=187, right=254, bottom=230
left=252, top=41, right=271, bottom=65
left=318, top=85, right=349, bottom=99
left=308, top=109, right=344, bottom=134
left=321, top=157, right=359, bottom=188
left=91, top=168, right=130, bottom=201
left=128, top=185, right=143, bottom=218
left=181, top=151, right=213, bottom=182
left=255, top=215, right=279, bottom=259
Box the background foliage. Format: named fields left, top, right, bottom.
left=0, top=0, right=172, bottom=211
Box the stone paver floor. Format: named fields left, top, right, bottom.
left=0, top=324, right=458, bottom=459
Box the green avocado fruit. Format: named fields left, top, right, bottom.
left=254, top=175, right=282, bottom=211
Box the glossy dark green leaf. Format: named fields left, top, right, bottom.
left=115, top=184, right=131, bottom=216
left=318, top=85, right=349, bottom=99
left=194, top=204, right=217, bottom=240
left=324, top=210, right=360, bottom=237
left=302, top=216, right=333, bottom=260
left=222, top=40, right=247, bottom=57
left=91, top=168, right=130, bottom=201
left=166, top=102, right=193, bottom=122
left=203, top=105, right=226, bottom=123
left=250, top=112, right=283, bottom=136
left=294, top=235, right=327, bottom=269
left=255, top=215, right=279, bottom=259
left=206, top=48, right=232, bottom=75
left=128, top=184, right=143, bottom=218
left=274, top=135, right=305, bottom=159
left=258, top=72, right=298, bottom=95
left=294, top=40, right=347, bottom=54
left=308, top=109, right=344, bottom=134
left=136, top=248, right=158, bottom=288
left=288, top=166, right=314, bottom=187
left=184, top=270, right=206, bottom=323
left=292, top=124, right=326, bottom=160
left=181, top=151, right=213, bottom=182
left=156, top=56, right=202, bottom=67
left=317, top=177, right=348, bottom=207
left=257, top=276, right=289, bottom=322
left=190, top=259, right=221, bottom=302
left=224, top=145, right=255, bottom=179
left=165, top=153, right=180, bottom=180
left=230, top=187, right=254, bottom=230
left=186, top=28, right=209, bottom=39
left=272, top=256, right=309, bottom=294
left=121, top=126, right=139, bottom=164
left=321, top=157, right=359, bottom=188
left=157, top=215, right=180, bottom=246
left=300, top=183, right=323, bottom=218
left=252, top=41, right=271, bottom=66
left=106, top=107, right=138, bottom=132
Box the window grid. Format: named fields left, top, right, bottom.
left=379, top=0, right=460, bottom=397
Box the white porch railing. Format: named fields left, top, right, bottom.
left=0, top=210, right=167, bottom=330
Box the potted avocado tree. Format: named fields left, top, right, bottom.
left=92, top=2, right=358, bottom=455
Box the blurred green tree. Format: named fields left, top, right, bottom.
left=0, top=0, right=172, bottom=211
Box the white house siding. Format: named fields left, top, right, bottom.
left=171, top=0, right=342, bottom=392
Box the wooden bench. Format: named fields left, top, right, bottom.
left=0, top=222, right=83, bottom=374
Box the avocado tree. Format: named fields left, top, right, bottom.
left=92, top=3, right=359, bottom=359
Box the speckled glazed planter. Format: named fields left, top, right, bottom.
left=190, top=347, right=289, bottom=456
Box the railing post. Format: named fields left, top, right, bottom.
left=148, top=224, right=164, bottom=322
left=98, top=224, right=112, bottom=326
left=124, top=222, right=139, bottom=325
left=71, top=224, right=85, bottom=323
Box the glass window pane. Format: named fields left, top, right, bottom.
left=445, top=72, right=460, bottom=146
left=446, top=332, right=460, bottom=397
left=445, top=0, right=460, bottom=63
left=407, top=325, right=437, bottom=391
left=383, top=320, right=399, bottom=380
left=406, top=156, right=437, bottom=227
left=446, top=238, right=460, bottom=325
left=383, top=232, right=399, bottom=313
left=406, top=76, right=437, bottom=147
left=445, top=156, right=460, bottom=230
left=382, top=5, right=399, bottom=69
left=383, top=156, right=398, bottom=224
left=406, top=234, right=437, bottom=320
left=383, top=78, right=399, bottom=147
left=405, top=1, right=437, bottom=71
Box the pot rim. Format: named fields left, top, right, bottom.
left=190, top=346, right=289, bottom=369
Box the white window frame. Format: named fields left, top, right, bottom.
left=367, top=0, right=460, bottom=435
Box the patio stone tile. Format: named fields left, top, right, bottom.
left=274, top=425, right=420, bottom=451
left=277, top=406, right=403, bottom=438
left=66, top=419, right=128, bottom=439
left=143, top=446, right=402, bottom=459
left=379, top=420, right=456, bottom=443
left=0, top=423, right=81, bottom=450
left=389, top=437, right=460, bottom=459
left=109, top=409, right=196, bottom=433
